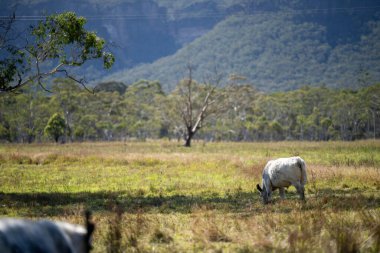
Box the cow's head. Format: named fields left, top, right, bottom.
left=256, top=183, right=269, bottom=204
left=61, top=211, right=95, bottom=253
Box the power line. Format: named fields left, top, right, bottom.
left=0, top=5, right=380, bottom=21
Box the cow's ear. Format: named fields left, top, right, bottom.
left=256, top=184, right=263, bottom=192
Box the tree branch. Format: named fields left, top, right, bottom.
left=191, top=90, right=213, bottom=133
left=56, top=69, right=94, bottom=94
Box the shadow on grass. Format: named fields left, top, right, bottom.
left=0, top=189, right=378, bottom=216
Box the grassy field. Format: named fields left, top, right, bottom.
left=0, top=140, right=379, bottom=252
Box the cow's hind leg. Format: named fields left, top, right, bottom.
left=279, top=187, right=286, bottom=200
left=294, top=183, right=305, bottom=201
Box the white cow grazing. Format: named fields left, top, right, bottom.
left=0, top=212, right=94, bottom=253
left=256, top=156, right=307, bottom=204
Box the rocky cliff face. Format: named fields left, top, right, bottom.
left=2, top=0, right=222, bottom=70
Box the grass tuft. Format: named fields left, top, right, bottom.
left=150, top=228, right=173, bottom=244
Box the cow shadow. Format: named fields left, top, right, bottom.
left=0, top=191, right=256, bottom=216
left=0, top=188, right=378, bottom=217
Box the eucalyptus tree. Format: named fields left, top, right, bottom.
left=44, top=113, right=66, bottom=143
left=0, top=12, right=114, bottom=94
left=123, top=80, right=166, bottom=140
left=218, top=84, right=257, bottom=141
left=50, top=79, right=83, bottom=141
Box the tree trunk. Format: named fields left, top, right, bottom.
left=185, top=137, right=191, bottom=147
left=185, top=131, right=194, bottom=147
left=372, top=110, right=376, bottom=140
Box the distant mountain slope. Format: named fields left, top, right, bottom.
left=2, top=0, right=380, bottom=91
left=104, top=12, right=380, bottom=91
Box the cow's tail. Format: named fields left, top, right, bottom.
left=298, top=158, right=307, bottom=185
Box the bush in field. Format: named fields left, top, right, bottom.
left=44, top=113, right=66, bottom=143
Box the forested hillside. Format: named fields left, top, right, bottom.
left=106, top=12, right=380, bottom=91
left=2, top=0, right=380, bottom=91
left=1, top=80, right=379, bottom=143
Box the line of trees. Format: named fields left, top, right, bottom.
left=0, top=78, right=379, bottom=144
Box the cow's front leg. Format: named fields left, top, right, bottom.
left=267, top=189, right=272, bottom=203
left=279, top=187, right=286, bottom=199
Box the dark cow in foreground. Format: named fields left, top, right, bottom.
left=0, top=212, right=94, bottom=253
left=256, top=156, right=307, bottom=204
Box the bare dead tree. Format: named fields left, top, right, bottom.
left=174, top=64, right=223, bottom=147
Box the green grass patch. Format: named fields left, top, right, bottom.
left=0, top=140, right=379, bottom=252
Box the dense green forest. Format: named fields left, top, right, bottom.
left=105, top=11, right=380, bottom=92
left=0, top=79, right=379, bottom=143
